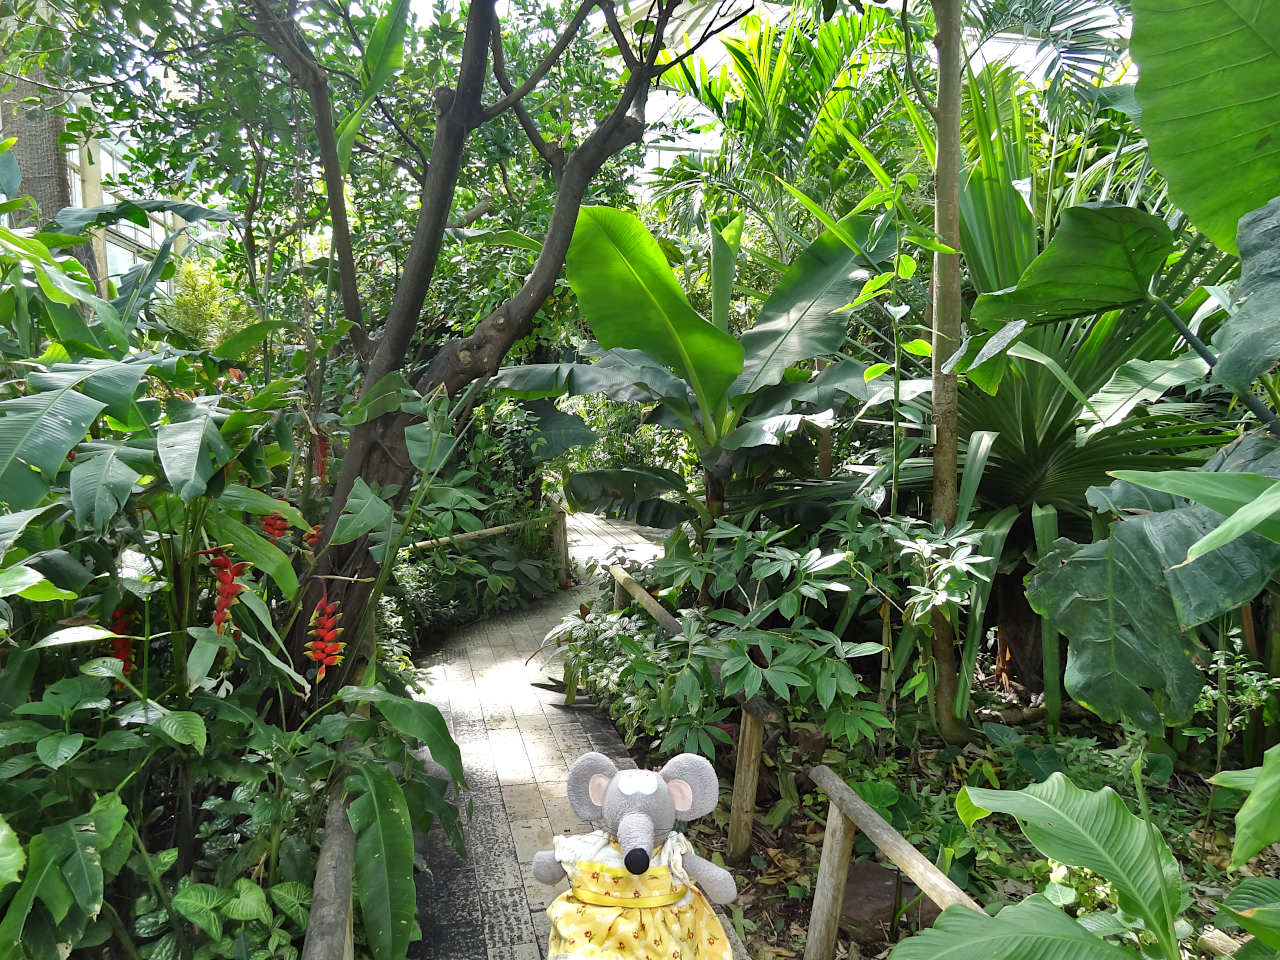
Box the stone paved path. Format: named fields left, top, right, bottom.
left=408, top=514, right=747, bottom=960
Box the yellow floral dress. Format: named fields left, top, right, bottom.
left=546, top=830, right=731, bottom=960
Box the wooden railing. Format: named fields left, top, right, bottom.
left=803, top=765, right=981, bottom=960
left=607, top=564, right=987, bottom=960
left=405, top=507, right=570, bottom=587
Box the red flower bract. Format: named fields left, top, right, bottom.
left=260, top=513, right=289, bottom=540
left=201, top=547, right=250, bottom=635
left=305, top=589, right=345, bottom=681
left=106, top=603, right=137, bottom=678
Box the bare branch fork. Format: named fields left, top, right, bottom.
left=243, top=0, right=748, bottom=685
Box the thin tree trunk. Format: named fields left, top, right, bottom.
left=928, top=0, right=969, bottom=745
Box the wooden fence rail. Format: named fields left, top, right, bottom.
left=404, top=507, right=570, bottom=587
left=804, top=764, right=981, bottom=960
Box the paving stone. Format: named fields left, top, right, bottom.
left=509, top=817, right=554, bottom=864
left=487, top=942, right=540, bottom=960
left=479, top=887, right=536, bottom=950
left=501, top=783, right=547, bottom=821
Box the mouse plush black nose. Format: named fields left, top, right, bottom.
left=624, top=848, right=650, bottom=875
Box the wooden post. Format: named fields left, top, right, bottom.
left=728, top=709, right=764, bottom=861
left=808, top=765, right=981, bottom=913
left=804, top=801, right=856, bottom=960
left=551, top=508, right=570, bottom=588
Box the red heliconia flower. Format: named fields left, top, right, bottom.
left=106, top=603, right=137, bottom=678
left=260, top=513, right=289, bottom=540
left=304, top=590, right=344, bottom=681
left=305, top=523, right=322, bottom=548
left=314, top=432, right=330, bottom=485
left=201, top=547, right=250, bottom=634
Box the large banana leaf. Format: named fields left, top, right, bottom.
left=730, top=214, right=888, bottom=397
left=347, top=762, right=416, bottom=960
left=1130, top=0, right=1280, bottom=255
left=971, top=203, right=1174, bottom=328
left=1231, top=745, right=1280, bottom=867
left=959, top=774, right=1182, bottom=958
left=70, top=446, right=143, bottom=535
left=0, top=385, right=105, bottom=510
left=1209, top=197, right=1280, bottom=394
left=491, top=349, right=691, bottom=406
left=522, top=400, right=597, bottom=463
left=565, top=467, right=690, bottom=528
left=157, top=414, right=232, bottom=503
left=565, top=208, right=744, bottom=420
left=890, top=895, right=1130, bottom=960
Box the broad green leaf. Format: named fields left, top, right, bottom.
left=217, top=483, right=306, bottom=529
left=0, top=506, right=55, bottom=557
left=0, top=834, right=56, bottom=953
left=888, top=895, right=1131, bottom=960
left=341, top=371, right=414, bottom=426
left=269, top=882, right=312, bottom=929
left=171, top=882, right=225, bottom=940
left=158, top=415, right=231, bottom=502
left=1233, top=744, right=1280, bottom=867
left=971, top=204, right=1174, bottom=328
left=51, top=199, right=232, bottom=235
left=962, top=774, right=1181, bottom=953
left=1210, top=767, right=1260, bottom=792
left=204, top=512, right=298, bottom=600
left=186, top=627, right=226, bottom=689
left=46, top=816, right=103, bottom=919
left=0, top=814, right=21, bottom=888
left=213, top=320, right=289, bottom=361
left=1210, top=198, right=1280, bottom=393
left=404, top=421, right=458, bottom=473
left=565, top=207, right=743, bottom=420
left=564, top=467, right=689, bottom=529
left=338, top=686, right=463, bottom=787
left=0, top=565, right=42, bottom=598
left=31, top=626, right=116, bottom=650
left=1223, top=878, right=1280, bottom=949
left=28, top=359, right=148, bottom=420
left=1130, top=2, right=1280, bottom=255
left=732, top=214, right=885, bottom=397
left=1027, top=524, right=1204, bottom=733
left=36, top=732, right=84, bottom=770
left=348, top=762, right=416, bottom=960
left=70, top=446, right=141, bottom=534
left=0, top=383, right=105, bottom=510
left=523, top=400, right=596, bottom=464
left=1083, top=356, right=1208, bottom=432
left=330, top=478, right=392, bottom=545
left=1111, top=471, right=1280, bottom=549
left=709, top=213, right=743, bottom=332
left=152, top=711, right=207, bottom=755
left=222, top=877, right=271, bottom=924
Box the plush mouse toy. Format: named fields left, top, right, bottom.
left=532, top=752, right=737, bottom=959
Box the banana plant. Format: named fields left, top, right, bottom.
left=491, top=205, right=895, bottom=529
left=892, top=763, right=1280, bottom=959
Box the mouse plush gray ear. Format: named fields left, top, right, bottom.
left=659, top=753, right=719, bottom=820
left=567, top=752, right=618, bottom=820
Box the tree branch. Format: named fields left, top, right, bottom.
left=902, top=0, right=941, bottom=122
left=490, top=24, right=565, bottom=175
left=478, top=0, right=596, bottom=123
left=246, top=0, right=373, bottom=362
left=599, top=0, right=640, bottom=71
